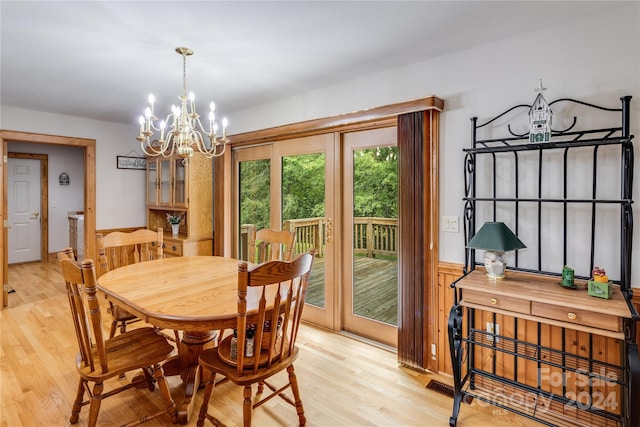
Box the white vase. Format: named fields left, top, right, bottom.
left=171, top=223, right=180, bottom=236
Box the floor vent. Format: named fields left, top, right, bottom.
left=425, top=380, right=473, bottom=404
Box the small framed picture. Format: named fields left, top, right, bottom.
left=117, top=156, right=147, bottom=170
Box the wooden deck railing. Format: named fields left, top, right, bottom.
left=240, top=217, right=397, bottom=260
left=353, top=217, right=397, bottom=258
left=283, top=217, right=326, bottom=257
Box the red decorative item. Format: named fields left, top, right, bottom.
left=592, top=266, right=608, bottom=283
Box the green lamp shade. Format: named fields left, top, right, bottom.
left=467, top=222, right=526, bottom=279
left=466, top=222, right=527, bottom=252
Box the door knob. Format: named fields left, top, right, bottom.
left=31, top=212, right=40, bottom=219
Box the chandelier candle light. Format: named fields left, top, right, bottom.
left=137, top=47, right=229, bottom=159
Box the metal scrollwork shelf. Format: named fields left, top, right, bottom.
left=448, top=96, right=639, bottom=427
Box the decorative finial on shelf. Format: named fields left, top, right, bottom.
left=529, top=78, right=552, bottom=143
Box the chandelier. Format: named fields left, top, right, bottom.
left=137, top=47, right=229, bottom=159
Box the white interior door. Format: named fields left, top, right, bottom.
left=8, top=158, right=41, bottom=264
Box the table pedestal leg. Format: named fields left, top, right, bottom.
left=162, top=330, right=216, bottom=424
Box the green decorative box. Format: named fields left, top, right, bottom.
left=588, top=280, right=613, bottom=299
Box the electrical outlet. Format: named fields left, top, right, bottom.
left=442, top=216, right=459, bottom=233
left=486, top=322, right=500, bottom=343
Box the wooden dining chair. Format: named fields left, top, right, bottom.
left=249, top=228, right=296, bottom=263
left=96, top=228, right=163, bottom=337
left=196, top=250, right=314, bottom=427
left=57, top=248, right=178, bottom=427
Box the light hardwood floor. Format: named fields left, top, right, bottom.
left=1, top=260, right=539, bottom=427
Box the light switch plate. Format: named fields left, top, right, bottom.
left=442, top=216, right=459, bottom=233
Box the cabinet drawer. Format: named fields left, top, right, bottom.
left=531, top=301, right=621, bottom=332
left=463, top=289, right=530, bottom=314
left=163, top=242, right=183, bottom=257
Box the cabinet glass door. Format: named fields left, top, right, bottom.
left=173, top=158, right=186, bottom=206
left=159, top=159, right=171, bottom=205
left=146, top=159, right=157, bottom=205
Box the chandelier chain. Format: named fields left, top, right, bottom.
left=182, top=52, right=187, bottom=98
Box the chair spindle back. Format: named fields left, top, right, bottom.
left=234, top=250, right=313, bottom=375
left=58, top=249, right=106, bottom=374
left=96, top=228, right=163, bottom=277
left=250, top=228, right=296, bottom=264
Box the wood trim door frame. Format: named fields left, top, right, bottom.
left=7, top=152, right=49, bottom=263
left=1, top=130, right=96, bottom=308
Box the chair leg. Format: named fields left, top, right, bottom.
left=70, top=377, right=85, bottom=424
left=243, top=385, right=252, bottom=427
left=153, top=364, right=178, bottom=424
left=141, top=367, right=156, bottom=391
left=287, top=365, right=306, bottom=426
left=87, top=381, right=104, bottom=427
left=197, top=369, right=218, bottom=427
left=109, top=320, right=118, bottom=338
left=119, top=320, right=127, bottom=335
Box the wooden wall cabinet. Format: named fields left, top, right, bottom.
left=146, top=154, right=213, bottom=256
left=146, top=157, right=187, bottom=208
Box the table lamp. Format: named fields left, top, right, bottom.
left=466, top=222, right=527, bottom=279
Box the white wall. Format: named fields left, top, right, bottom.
left=229, top=4, right=640, bottom=285
left=1, top=5, right=638, bottom=284
left=1, top=107, right=146, bottom=244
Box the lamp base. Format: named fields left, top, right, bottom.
left=483, top=251, right=506, bottom=279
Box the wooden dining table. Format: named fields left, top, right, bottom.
left=97, top=256, right=254, bottom=424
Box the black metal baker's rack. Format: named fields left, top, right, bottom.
left=448, top=96, right=640, bottom=427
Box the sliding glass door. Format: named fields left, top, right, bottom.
left=234, top=128, right=398, bottom=346
left=234, top=135, right=337, bottom=329
left=342, top=128, right=398, bottom=347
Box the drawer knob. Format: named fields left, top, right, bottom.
left=490, top=298, right=498, bottom=305
left=567, top=312, right=577, bottom=320
left=172, top=245, right=177, bottom=251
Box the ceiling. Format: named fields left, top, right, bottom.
left=0, top=1, right=626, bottom=127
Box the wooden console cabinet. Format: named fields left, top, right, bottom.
left=450, top=270, right=638, bottom=426
left=457, top=270, right=631, bottom=338
left=146, top=154, right=213, bottom=256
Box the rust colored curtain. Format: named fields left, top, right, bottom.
left=398, top=111, right=424, bottom=368
left=397, top=110, right=438, bottom=370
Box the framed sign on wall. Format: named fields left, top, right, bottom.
left=116, top=156, right=146, bottom=170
